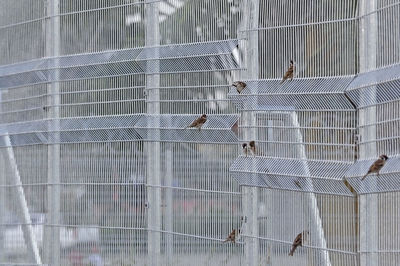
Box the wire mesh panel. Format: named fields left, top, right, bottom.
left=0, top=0, right=400, bottom=266
left=256, top=189, right=358, bottom=266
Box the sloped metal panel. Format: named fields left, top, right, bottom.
left=228, top=77, right=356, bottom=111
left=0, top=115, right=143, bottom=146
left=134, top=114, right=238, bottom=143
left=230, top=157, right=353, bottom=195
left=345, top=156, right=400, bottom=194
left=346, top=64, right=400, bottom=107
left=0, top=40, right=240, bottom=89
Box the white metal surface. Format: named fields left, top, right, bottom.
left=0, top=1, right=399, bottom=266
left=2, top=135, right=42, bottom=265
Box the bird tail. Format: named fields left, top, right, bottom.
left=288, top=246, right=296, bottom=256
left=280, top=79, right=284, bottom=84
left=361, top=172, right=369, bottom=180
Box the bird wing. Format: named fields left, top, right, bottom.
left=198, top=117, right=207, bottom=125
left=225, top=230, right=235, bottom=241
left=375, top=158, right=385, bottom=168
left=293, top=233, right=302, bottom=246
left=368, top=158, right=384, bottom=173
left=188, top=118, right=200, bottom=127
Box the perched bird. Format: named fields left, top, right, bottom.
left=361, top=154, right=389, bottom=180
left=242, top=143, right=248, bottom=157
left=289, top=231, right=308, bottom=256
left=232, top=81, right=247, bottom=94
left=223, top=229, right=240, bottom=243
left=280, top=60, right=295, bottom=84
left=186, top=114, right=207, bottom=130
left=249, top=141, right=256, bottom=156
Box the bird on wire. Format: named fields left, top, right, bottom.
left=361, top=154, right=389, bottom=180
left=249, top=140, right=256, bottom=156
left=280, top=60, right=295, bottom=84
left=242, top=143, right=248, bottom=157
left=232, top=81, right=247, bottom=94
left=186, top=114, right=207, bottom=131
left=223, top=229, right=240, bottom=243
left=289, top=231, right=308, bottom=256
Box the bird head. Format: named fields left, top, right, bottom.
left=249, top=140, right=255, bottom=147
left=380, top=154, right=389, bottom=160
left=201, top=114, right=207, bottom=118
left=242, top=143, right=247, bottom=148
left=290, top=60, right=294, bottom=65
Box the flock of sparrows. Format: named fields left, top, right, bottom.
left=185, top=60, right=389, bottom=255
left=186, top=60, right=296, bottom=130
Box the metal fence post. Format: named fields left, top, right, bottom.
left=2, top=135, right=42, bottom=265
left=242, top=0, right=260, bottom=265
left=43, top=0, right=61, bottom=265
left=165, top=144, right=173, bottom=265
left=359, top=0, right=378, bottom=265
left=145, top=1, right=161, bottom=265
left=290, top=113, right=332, bottom=266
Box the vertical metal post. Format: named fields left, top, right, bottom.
left=0, top=94, right=4, bottom=263
left=241, top=0, right=259, bottom=265
left=145, top=1, right=161, bottom=265
left=2, top=135, right=42, bottom=264
left=43, top=0, right=61, bottom=265
left=165, top=145, right=173, bottom=265
left=291, top=113, right=332, bottom=266
left=359, top=0, right=378, bottom=265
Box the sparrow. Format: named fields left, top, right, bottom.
left=242, top=143, right=248, bottom=157
left=232, top=81, right=247, bottom=94
left=186, top=114, right=207, bottom=130
left=294, top=180, right=302, bottom=189
left=249, top=141, right=256, bottom=156
left=223, top=229, right=240, bottom=243
left=289, top=231, right=308, bottom=256
left=361, top=154, right=389, bottom=180
left=280, top=60, right=295, bottom=84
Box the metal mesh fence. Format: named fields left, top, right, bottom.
left=0, top=0, right=399, bottom=265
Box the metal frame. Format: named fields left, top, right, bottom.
left=0, top=1, right=400, bottom=265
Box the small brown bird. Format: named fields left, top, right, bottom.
left=280, top=60, right=295, bottom=84
left=249, top=141, right=256, bottom=156
left=294, top=180, right=302, bottom=189
left=223, top=229, right=240, bottom=243
left=242, top=143, right=248, bottom=157
left=361, top=154, right=389, bottom=180
left=186, top=114, right=207, bottom=130
left=232, top=81, right=247, bottom=94
left=289, top=231, right=308, bottom=256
